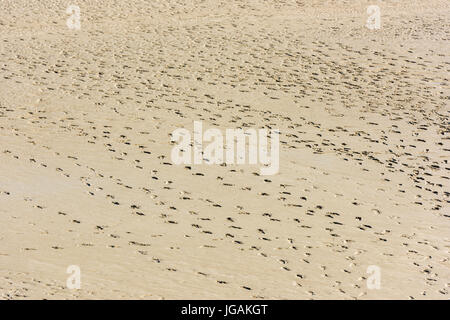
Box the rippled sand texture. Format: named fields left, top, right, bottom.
left=0, top=0, right=449, bottom=299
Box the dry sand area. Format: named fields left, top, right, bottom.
left=0, top=0, right=449, bottom=299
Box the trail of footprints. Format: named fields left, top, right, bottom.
left=0, top=0, right=449, bottom=299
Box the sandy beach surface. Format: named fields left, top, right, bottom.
left=0, top=0, right=449, bottom=299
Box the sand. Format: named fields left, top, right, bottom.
left=0, top=0, right=449, bottom=299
